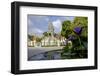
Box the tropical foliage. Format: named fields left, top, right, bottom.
left=61, top=17, right=88, bottom=59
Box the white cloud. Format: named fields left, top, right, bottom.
left=52, top=19, right=62, bottom=33
left=28, top=19, right=43, bottom=35
left=29, top=27, right=43, bottom=35
left=33, top=28, right=43, bottom=34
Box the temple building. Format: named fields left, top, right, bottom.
left=28, top=21, right=67, bottom=47
left=41, top=21, right=66, bottom=47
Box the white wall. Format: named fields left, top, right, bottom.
left=0, top=0, right=99, bottom=76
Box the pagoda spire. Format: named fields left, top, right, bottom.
left=48, top=21, right=54, bottom=37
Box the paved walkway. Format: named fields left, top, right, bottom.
left=28, top=46, right=64, bottom=58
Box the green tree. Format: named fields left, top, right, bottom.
left=72, top=17, right=88, bottom=37
left=43, top=32, right=48, bottom=37
left=36, top=37, right=42, bottom=42
left=72, top=17, right=88, bottom=58
left=61, top=17, right=88, bottom=59
left=73, top=17, right=88, bottom=27
left=61, top=20, right=72, bottom=38
left=28, top=34, right=34, bottom=41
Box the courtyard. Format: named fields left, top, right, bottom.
left=28, top=46, right=64, bottom=60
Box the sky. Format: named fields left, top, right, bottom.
left=28, top=15, right=75, bottom=36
